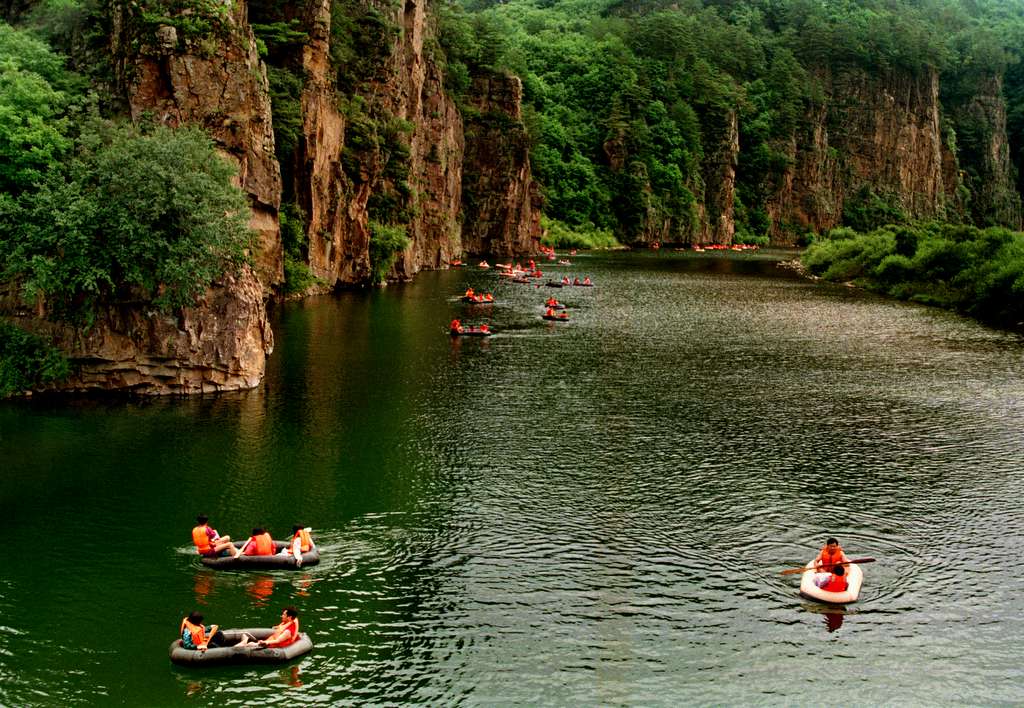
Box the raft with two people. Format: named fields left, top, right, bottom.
left=543, top=309, right=570, bottom=321
left=782, top=538, right=873, bottom=605
left=461, top=289, right=494, bottom=304
left=450, top=319, right=492, bottom=337
left=172, top=609, right=311, bottom=666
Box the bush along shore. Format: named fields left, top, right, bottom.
left=800, top=222, right=1024, bottom=329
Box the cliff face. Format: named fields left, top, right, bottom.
left=944, top=74, right=1023, bottom=229
left=461, top=74, right=542, bottom=256
left=766, top=68, right=953, bottom=243
left=295, top=0, right=537, bottom=287
left=111, top=1, right=284, bottom=287
left=2, top=268, right=272, bottom=395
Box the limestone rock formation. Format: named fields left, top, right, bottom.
left=2, top=268, right=273, bottom=395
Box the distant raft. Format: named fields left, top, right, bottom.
left=200, top=540, right=319, bottom=570
left=169, top=628, right=313, bottom=666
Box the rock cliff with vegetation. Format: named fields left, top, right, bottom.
left=5, top=0, right=1024, bottom=395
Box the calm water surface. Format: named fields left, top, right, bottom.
left=2, top=250, right=1023, bottom=706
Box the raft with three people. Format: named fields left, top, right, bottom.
left=201, top=540, right=320, bottom=570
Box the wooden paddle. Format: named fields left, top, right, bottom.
left=780, top=557, right=876, bottom=575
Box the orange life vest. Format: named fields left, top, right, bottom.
left=249, top=532, right=274, bottom=555
left=293, top=529, right=313, bottom=553
left=270, top=618, right=300, bottom=647
left=192, top=526, right=212, bottom=554
left=820, top=545, right=844, bottom=567
left=822, top=574, right=848, bottom=592
left=180, top=618, right=206, bottom=647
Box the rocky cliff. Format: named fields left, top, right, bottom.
left=111, top=0, right=284, bottom=287
left=2, top=267, right=272, bottom=395
left=461, top=74, right=542, bottom=256
left=765, top=68, right=955, bottom=242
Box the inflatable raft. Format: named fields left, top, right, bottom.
left=201, top=541, right=319, bottom=570
left=545, top=281, right=564, bottom=288
left=450, top=327, right=492, bottom=337
left=542, top=313, right=570, bottom=321
left=169, top=628, right=313, bottom=666
left=799, top=559, right=863, bottom=604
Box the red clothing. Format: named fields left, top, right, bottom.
left=822, top=574, right=848, bottom=592
left=246, top=532, right=274, bottom=556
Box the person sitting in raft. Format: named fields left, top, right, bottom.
left=583, top=276, right=592, bottom=285
left=545, top=296, right=558, bottom=307
left=464, top=287, right=474, bottom=298
left=192, top=514, right=235, bottom=557
left=450, top=319, right=463, bottom=334
left=479, top=323, right=490, bottom=333
left=280, top=525, right=315, bottom=567
left=814, top=564, right=848, bottom=592
left=241, top=527, right=275, bottom=556
left=561, top=276, right=570, bottom=284
left=484, top=293, right=494, bottom=302
left=573, top=277, right=581, bottom=285
left=256, top=607, right=300, bottom=649
left=181, top=611, right=253, bottom=652
left=813, top=537, right=850, bottom=571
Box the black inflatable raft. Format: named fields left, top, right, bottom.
left=170, top=628, right=313, bottom=666
left=201, top=540, right=319, bottom=569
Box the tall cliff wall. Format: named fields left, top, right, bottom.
left=111, top=0, right=284, bottom=287
left=461, top=74, right=542, bottom=256
left=295, top=0, right=538, bottom=287
left=765, top=68, right=954, bottom=243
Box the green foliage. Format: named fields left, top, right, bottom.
left=0, top=320, right=70, bottom=396
left=2, top=121, right=253, bottom=319
left=842, top=186, right=907, bottom=233
left=540, top=216, right=620, bottom=249
left=330, top=0, right=400, bottom=95
left=802, top=221, right=1024, bottom=326
left=137, top=0, right=233, bottom=43
left=368, top=221, right=410, bottom=284
left=279, top=202, right=320, bottom=294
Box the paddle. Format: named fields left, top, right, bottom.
left=780, top=557, right=876, bottom=575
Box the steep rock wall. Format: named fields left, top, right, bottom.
left=111, top=1, right=284, bottom=287
left=944, top=74, right=1022, bottom=229
left=461, top=74, right=542, bottom=256
left=2, top=267, right=273, bottom=395
left=766, top=67, right=954, bottom=242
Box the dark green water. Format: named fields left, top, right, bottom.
left=2, top=250, right=1023, bottom=706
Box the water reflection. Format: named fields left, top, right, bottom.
left=246, top=575, right=276, bottom=607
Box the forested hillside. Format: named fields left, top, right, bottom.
left=441, top=0, right=1024, bottom=244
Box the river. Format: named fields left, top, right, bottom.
left=1, top=249, right=1022, bottom=706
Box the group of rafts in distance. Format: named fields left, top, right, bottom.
left=449, top=246, right=593, bottom=336
left=170, top=515, right=320, bottom=666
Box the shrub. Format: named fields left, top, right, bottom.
left=368, top=221, right=410, bottom=283
left=540, top=216, right=620, bottom=249
left=2, top=121, right=252, bottom=319
left=0, top=321, right=70, bottom=396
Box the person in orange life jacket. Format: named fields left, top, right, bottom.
left=180, top=611, right=254, bottom=652
left=242, top=527, right=275, bottom=556
left=282, top=525, right=315, bottom=567
left=464, top=287, right=474, bottom=298
left=192, top=514, right=235, bottom=557
left=479, top=323, right=490, bottom=333
left=257, top=607, right=300, bottom=649
left=814, top=563, right=848, bottom=592
left=545, top=307, right=555, bottom=317
left=573, top=277, right=581, bottom=285
left=450, top=319, right=463, bottom=333
left=813, top=537, right=850, bottom=571
left=583, top=276, right=592, bottom=285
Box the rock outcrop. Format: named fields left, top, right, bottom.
left=2, top=268, right=273, bottom=395
left=111, top=1, right=284, bottom=287
left=461, top=74, right=542, bottom=256
left=766, top=68, right=952, bottom=243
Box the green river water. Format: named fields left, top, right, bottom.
left=1, top=250, right=1023, bottom=706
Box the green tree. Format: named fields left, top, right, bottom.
left=2, top=122, right=253, bottom=318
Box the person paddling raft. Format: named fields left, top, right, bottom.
left=813, top=537, right=850, bottom=571
left=192, top=514, right=235, bottom=557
